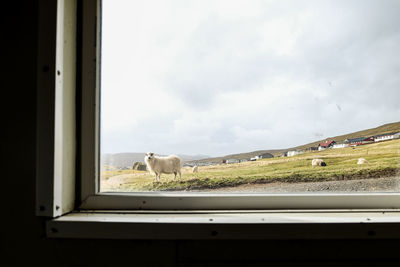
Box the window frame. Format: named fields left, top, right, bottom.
left=38, top=0, right=400, bottom=240
left=80, top=0, right=101, bottom=203
left=36, top=0, right=77, bottom=217
left=38, top=0, right=400, bottom=223
left=79, top=0, right=400, bottom=211
left=46, top=211, right=400, bottom=240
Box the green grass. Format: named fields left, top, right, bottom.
left=101, top=139, right=400, bottom=191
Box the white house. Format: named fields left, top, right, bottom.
left=287, top=150, right=303, bottom=157
left=332, top=142, right=349, bottom=149
left=318, top=140, right=336, bottom=151
left=250, top=156, right=259, bottom=161
left=374, top=132, right=400, bottom=142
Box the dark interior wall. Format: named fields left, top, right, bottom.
left=2, top=1, right=400, bottom=266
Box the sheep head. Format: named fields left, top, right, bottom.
left=145, top=152, right=155, bottom=161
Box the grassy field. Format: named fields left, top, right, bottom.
left=101, top=139, right=400, bottom=192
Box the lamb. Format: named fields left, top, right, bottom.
left=311, top=158, right=326, bottom=167
left=144, top=152, right=182, bottom=182
left=357, top=158, right=368, bottom=164
left=192, top=165, right=198, bottom=173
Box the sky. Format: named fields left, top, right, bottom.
left=101, top=0, right=400, bottom=156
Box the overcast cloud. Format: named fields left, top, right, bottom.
left=101, top=0, right=400, bottom=156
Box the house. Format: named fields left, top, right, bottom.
left=345, top=137, right=365, bottom=147
left=287, top=150, right=303, bottom=157
left=374, top=132, right=400, bottom=142
left=332, top=142, right=349, bottom=149
left=239, top=158, right=249, bottom=163
left=287, top=151, right=296, bottom=157
left=362, top=136, right=375, bottom=144
left=250, top=156, right=259, bottom=161
left=226, top=158, right=240, bottom=164
left=318, top=140, right=336, bottom=151
left=259, top=153, right=274, bottom=159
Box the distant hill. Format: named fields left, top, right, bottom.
left=191, top=121, right=400, bottom=164
left=290, top=121, right=400, bottom=152
left=101, top=152, right=210, bottom=169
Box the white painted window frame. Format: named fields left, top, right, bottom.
left=36, top=0, right=76, bottom=217
left=37, top=0, right=400, bottom=239
left=78, top=0, right=400, bottom=211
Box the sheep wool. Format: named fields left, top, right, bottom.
left=144, top=152, right=182, bottom=182
left=311, top=158, right=326, bottom=167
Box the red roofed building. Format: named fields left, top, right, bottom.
left=318, top=140, right=336, bottom=151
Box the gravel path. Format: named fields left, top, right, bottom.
left=103, top=174, right=400, bottom=193
left=193, top=176, right=400, bottom=193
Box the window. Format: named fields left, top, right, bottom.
left=91, top=0, right=400, bottom=209
left=38, top=0, right=400, bottom=236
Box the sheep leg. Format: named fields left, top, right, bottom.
left=173, top=171, right=177, bottom=180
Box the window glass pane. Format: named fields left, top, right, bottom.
left=100, top=0, right=400, bottom=193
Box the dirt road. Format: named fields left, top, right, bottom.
left=192, top=176, right=400, bottom=193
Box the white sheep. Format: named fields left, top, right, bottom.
left=311, top=158, right=326, bottom=167
left=192, top=165, right=198, bottom=173
left=357, top=158, right=368, bottom=164
left=144, top=152, right=182, bottom=182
